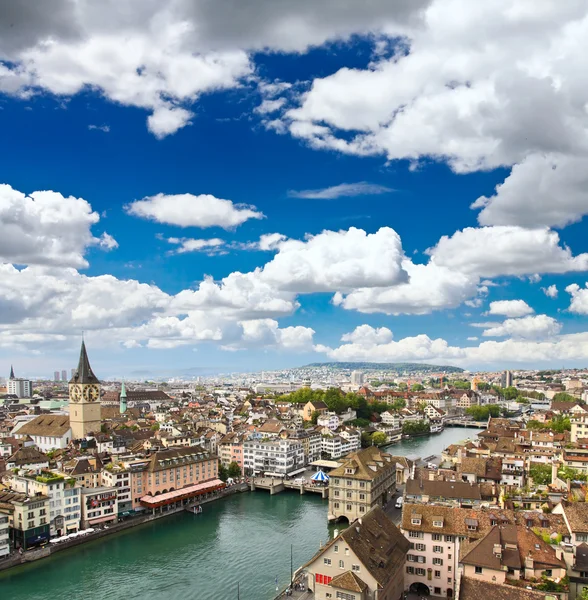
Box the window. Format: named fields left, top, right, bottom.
left=433, top=558, right=443, bottom=566
left=334, top=491, right=340, bottom=497
left=432, top=533, right=442, bottom=541
left=434, top=588, right=442, bottom=595
left=435, top=571, right=441, bottom=578
left=334, top=545, right=339, bottom=553
left=416, top=568, right=426, bottom=576
left=475, top=567, right=483, bottom=574
left=445, top=535, right=454, bottom=542
left=407, top=567, right=415, bottom=575
left=336, top=592, right=355, bottom=600
left=448, top=566, right=452, bottom=572
left=352, top=565, right=360, bottom=572
left=544, top=570, right=552, bottom=577
left=347, top=492, right=352, bottom=499
left=359, top=506, right=365, bottom=513
left=339, top=560, right=344, bottom=569
left=415, top=543, right=426, bottom=551
left=433, top=520, right=443, bottom=527
left=324, top=558, right=332, bottom=566
left=433, top=546, right=443, bottom=553
left=412, top=518, right=421, bottom=525
left=334, top=503, right=339, bottom=509
left=346, top=505, right=351, bottom=511
left=409, top=531, right=424, bottom=539
left=448, top=554, right=452, bottom=559
left=359, top=494, right=365, bottom=500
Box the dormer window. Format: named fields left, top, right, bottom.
left=345, top=468, right=354, bottom=475
left=433, top=519, right=444, bottom=528
left=412, top=514, right=422, bottom=525
left=465, top=518, right=478, bottom=531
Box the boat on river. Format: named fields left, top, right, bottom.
left=185, top=505, right=203, bottom=515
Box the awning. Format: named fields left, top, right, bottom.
left=140, top=479, right=225, bottom=508
left=287, top=467, right=306, bottom=476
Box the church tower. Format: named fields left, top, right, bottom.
left=69, top=340, right=101, bottom=439
left=120, top=380, right=127, bottom=415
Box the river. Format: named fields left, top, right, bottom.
left=0, top=427, right=480, bottom=600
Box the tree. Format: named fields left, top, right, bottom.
left=558, top=466, right=587, bottom=482
left=218, top=464, right=229, bottom=482
left=311, top=411, right=320, bottom=425
left=530, top=463, right=552, bottom=486
left=151, top=423, right=160, bottom=431
left=361, top=431, right=374, bottom=447
left=579, top=587, right=588, bottom=600
left=227, top=462, right=241, bottom=479
left=465, top=405, right=500, bottom=421
left=411, top=384, right=425, bottom=392
left=553, top=392, right=578, bottom=403
left=402, top=420, right=430, bottom=435
left=502, top=386, right=520, bottom=401
left=390, top=398, right=406, bottom=411
left=371, top=432, right=388, bottom=446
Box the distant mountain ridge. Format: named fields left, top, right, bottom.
left=301, top=362, right=464, bottom=374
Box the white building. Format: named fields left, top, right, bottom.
left=243, top=439, right=305, bottom=477
left=7, top=376, right=32, bottom=398
left=10, top=472, right=82, bottom=536
left=13, top=415, right=72, bottom=452
left=101, top=467, right=132, bottom=514
left=0, top=515, right=9, bottom=557
left=351, top=371, right=365, bottom=386
left=80, top=487, right=118, bottom=529
left=381, top=411, right=402, bottom=428
left=317, top=412, right=340, bottom=431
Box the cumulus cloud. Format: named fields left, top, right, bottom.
left=259, top=227, right=408, bottom=293
left=472, top=154, right=588, bottom=229
left=542, top=284, right=558, bottom=298
left=482, top=314, right=561, bottom=339
left=88, top=124, right=110, bottom=132
left=223, top=319, right=315, bottom=352
left=288, top=182, right=394, bottom=200
left=566, top=283, right=588, bottom=314
left=340, top=325, right=394, bottom=345
left=428, top=226, right=588, bottom=278
left=0, top=183, right=115, bottom=268
left=125, top=193, right=264, bottom=229
left=487, top=299, right=534, bottom=318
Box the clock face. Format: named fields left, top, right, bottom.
left=85, top=384, right=100, bottom=402
left=70, top=385, right=82, bottom=403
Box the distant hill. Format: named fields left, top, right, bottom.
left=301, top=362, right=464, bottom=374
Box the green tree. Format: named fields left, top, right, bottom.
left=227, top=462, right=241, bottom=479
left=151, top=423, right=160, bottom=431
left=361, top=431, right=374, bottom=447
left=402, top=420, right=430, bottom=435
left=553, top=392, right=578, bottom=403
left=391, top=398, right=407, bottom=411
left=465, top=405, right=500, bottom=421
left=502, top=386, right=520, bottom=401
left=218, top=464, right=229, bottom=482
left=530, top=463, right=551, bottom=486
left=371, top=432, right=388, bottom=446
left=311, top=410, right=320, bottom=425
left=411, top=384, right=425, bottom=392
left=558, top=466, right=588, bottom=482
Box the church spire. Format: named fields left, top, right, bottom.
left=120, top=380, right=127, bottom=414
left=9, top=365, right=14, bottom=380
left=70, top=340, right=99, bottom=384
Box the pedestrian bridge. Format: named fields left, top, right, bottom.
left=444, top=419, right=486, bottom=428
left=251, top=477, right=328, bottom=498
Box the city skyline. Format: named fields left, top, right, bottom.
left=2, top=3, right=588, bottom=375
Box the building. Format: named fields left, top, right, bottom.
left=501, top=370, right=513, bottom=388
left=0, top=490, right=50, bottom=550
left=351, top=370, right=365, bottom=386
left=61, top=370, right=67, bottom=382
left=7, top=366, right=32, bottom=398
left=328, top=446, right=397, bottom=523
left=570, top=408, right=588, bottom=443
left=120, top=380, right=127, bottom=414
left=100, top=465, right=132, bottom=515
left=10, top=472, right=81, bottom=536
left=458, top=576, right=558, bottom=600
left=69, top=340, right=102, bottom=439
left=54, top=371, right=60, bottom=382
left=243, top=438, right=305, bottom=477
left=13, top=415, right=72, bottom=452
left=302, top=400, right=328, bottom=422
left=80, top=487, right=118, bottom=529
left=6, top=447, right=49, bottom=472
left=302, top=505, right=409, bottom=600
left=405, top=478, right=484, bottom=508
left=0, top=515, right=9, bottom=557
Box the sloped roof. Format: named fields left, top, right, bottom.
left=329, top=571, right=368, bottom=593
left=459, top=577, right=555, bottom=600
left=69, top=341, right=99, bottom=384
left=17, top=415, right=70, bottom=437
left=8, top=446, right=49, bottom=466
left=329, top=446, right=395, bottom=481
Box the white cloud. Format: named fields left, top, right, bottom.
left=147, top=106, right=193, bottom=139
left=542, top=284, right=558, bottom=298
left=487, top=299, right=534, bottom=318
left=125, top=193, right=264, bottom=229
left=288, top=182, right=394, bottom=200
left=428, top=226, right=588, bottom=278
left=472, top=154, right=588, bottom=228
left=0, top=183, right=114, bottom=268
left=566, top=283, right=588, bottom=314
left=482, top=314, right=561, bottom=339
left=166, top=237, right=225, bottom=255
left=467, top=337, right=478, bottom=341
left=259, top=227, right=408, bottom=293
left=255, top=98, right=287, bottom=114
left=225, top=319, right=315, bottom=352
left=335, top=259, right=479, bottom=315
left=340, top=325, right=394, bottom=345
left=88, top=124, right=110, bottom=132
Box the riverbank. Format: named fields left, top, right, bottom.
left=0, top=482, right=249, bottom=574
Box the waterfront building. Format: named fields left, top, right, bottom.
left=80, top=487, right=118, bottom=529
left=7, top=366, right=32, bottom=398
left=0, top=490, right=50, bottom=550
left=0, top=515, right=9, bottom=557
left=455, top=391, right=480, bottom=410
left=10, top=472, right=81, bottom=536
left=243, top=438, right=305, bottom=477
left=13, top=415, right=72, bottom=452
left=328, top=446, right=396, bottom=523
left=287, top=429, right=321, bottom=464
left=101, top=465, right=133, bottom=515
left=302, top=505, right=409, bottom=600
left=381, top=411, right=402, bottom=428
left=69, top=340, right=102, bottom=439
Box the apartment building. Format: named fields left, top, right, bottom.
left=404, top=478, right=484, bottom=509
left=328, top=446, right=396, bottom=523
left=0, top=515, right=10, bottom=557
left=0, top=490, right=50, bottom=550
left=101, top=465, right=132, bottom=514
left=9, top=472, right=81, bottom=535
left=243, top=438, right=305, bottom=477
left=303, top=506, right=409, bottom=600
left=80, top=487, right=118, bottom=529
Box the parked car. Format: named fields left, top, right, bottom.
left=395, top=496, right=404, bottom=509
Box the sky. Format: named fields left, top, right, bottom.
left=2, top=0, right=588, bottom=378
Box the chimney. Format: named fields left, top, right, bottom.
left=551, top=461, right=560, bottom=485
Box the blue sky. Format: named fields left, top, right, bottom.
left=1, top=1, right=588, bottom=378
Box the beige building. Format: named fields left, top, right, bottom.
left=0, top=490, right=50, bottom=550
left=302, top=506, right=409, bottom=600
left=328, top=446, right=396, bottom=523
left=69, top=341, right=102, bottom=439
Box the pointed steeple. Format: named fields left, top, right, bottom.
left=9, top=365, right=15, bottom=380
left=70, top=340, right=99, bottom=384
left=120, top=380, right=127, bottom=414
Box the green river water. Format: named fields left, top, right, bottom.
left=1, top=427, right=480, bottom=600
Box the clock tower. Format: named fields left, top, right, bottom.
left=69, top=340, right=101, bottom=439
